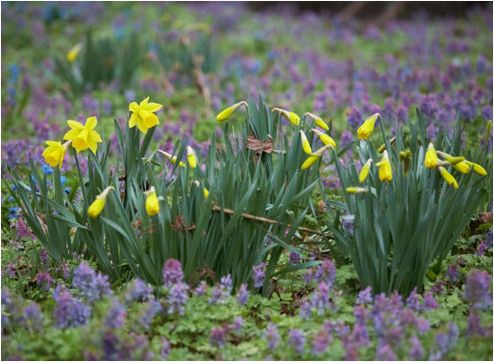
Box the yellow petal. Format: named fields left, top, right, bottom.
left=377, top=150, right=392, bottom=182
left=89, top=130, right=102, bottom=143
left=301, top=155, right=319, bottom=170
left=67, top=120, right=84, bottom=130
left=357, top=113, right=379, bottom=140
left=312, top=129, right=336, bottom=149
left=140, top=97, right=150, bottom=107
left=88, top=198, right=106, bottom=218
left=359, top=159, right=372, bottom=183
left=424, top=143, right=438, bottom=169
left=129, top=113, right=138, bottom=128
left=129, top=102, right=139, bottom=113
left=143, top=102, right=163, bottom=113
left=300, top=131, right=312, bottom=154
left=85, top=117, right=97, bottom=130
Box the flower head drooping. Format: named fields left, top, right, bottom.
left=87, top=186, right=114, bottom=219
left=42, top=140, right=71, bottom=168
left=63, top=117, right=102, bottom=154
left=67, top=43, right=82, bottom=63
left=157, top=149, right=186, bottom=168
left=359, top=159, right=373, bottom=183
left=145, top=186, right=160, bottom=216
left=301, top=144, right=332, bottom=170
left=438, top=166, right=458, bottom=189
left=216, top=101, right=247, bottom=123
left=186, top=146, right=198, bottom=169
left=273, top=107, right=300, bottom=126
left=304, top=112, right=329, bottom=131
left=357, top=113, right=379, bottom=140
left=129, top=97, right=163, bottom=134
left=377, top=150, right=392, bottom=182
left=424, top=143, right=439, bottom=169
left=300, top=130, right=313, bottom=154
left=162, top=259, right=184, bottom=288
left=311, top=128, right=337, bottom=149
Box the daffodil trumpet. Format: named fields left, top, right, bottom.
left=304, top=112, right=329, bottom=131
left=42, top=140, right=72, bottom=168
left=87, top=186, right=114, bottom=219
left=357, top=113, right=380, bottom=140
left=376, top=150, right=392, bottom=182
left=157, top=149, right=186, bottom=168
left=311, top=128, right=337, bottom=149
left=300, top=144, right=332, bottom=170
left=424, top=143, right=439, bottom=169
left=216, top=101, right=248, bottom=123
left=272, top=107, right=300, bottom=126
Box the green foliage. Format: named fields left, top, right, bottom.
left=54, top=31, right=143, bottom=96
left=328, top=110, right=491, bottom=295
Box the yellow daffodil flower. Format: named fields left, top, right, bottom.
left=357, top=113, right=379, bottom=140
left=358, top=159, right=373, bottom=183
left=158, top=150, right=186, bottom=168
left=66, top=43, right=82, bottom=63
left=301, top=144, right=332, bottom=170
left=42, top=140, right=71, bottom=168
left=145, top=187, right=160, bottom=216
left=63, top=117, right=102, bottom=154
left=203, top=187, right=209, bottom=199
left=304, top=112, right=329, bottom=131
left=345, top=187, right=368, bottom=194
left=438, top=166, right=459, bottom=189
left=424, top=143, right=439, bottom=169
left=273, top=107, right=300, bottom=126
left=300, top=130, right=312, bottom=154
left=87, top=186, right=114, bottom=219
left=376, top=150, right=392, bottom=182
left=129, top=97, right=163, bottom=134
left=464, top=160, right=488, bottom=176
left=186, top=146, right=198, bottom=169
left=216, top=101, right=247, bottom=123
left=311, top=128, right=337, bottom=149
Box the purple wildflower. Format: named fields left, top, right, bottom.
left=415, top=317, right=431, bottom=335
left=162, top=259, right=184, bottom=288
left=5, top=263, right=17, bottom=278
left=139, top=299, right=163, bottom=329
left=408, top=335, right=424, bottom=360
left=464, top=270, right=492, bottom=309
left=315, top=259, right=336, bottom=287
left=53, top=287, right=91, bottom=328
left=194, top=281, right=208, bottom=296
left=376, top=343, right=397, bottom=360
left=289, top=329, right=305, bottom=354
left=40, top=249, right=49, bottom=266
left=312, top=328, right=331, bottom=355
left=303, top=269, right=314, bottom=285
left=167, top=282, right=189, bottom=315
left=105, top=299, right=126, bottom=329
left=252, top=263, right=266, bottom=288
left=209, top=274, right=233, bottom=304
left=446, top=265, right=459, bottom=282
left=36, top=272, right=54, bottom=291
left=311, top=282, right=332, bottom=316
left=101, top=332, right=120, bottom=360
left=72, top=261, right=112, bottom=302
left=467, top=309, right=486, bottom=337
left=209, top=326, right=227, bottom=347
left=356, top=287, right=373, bottom=305
left=266, top=323, right=280, bottom=351
left=22, top=302, right=43, bottom=331
left=125, top=278, right=153, bottom=303
left=423, top=292, right=439, bottom=311
left=160, top=338, right=171, bottom=359
left=299, top=301, right=313, bottom=319
left=341, top=214, right=355, bottom=235
left=289, top=251, right=301, bottom=264
left=406, top=288, right=421, bottom=312
left=231, top=316, right=244, bottom=332
left=236, top=283, right=249, bottom=306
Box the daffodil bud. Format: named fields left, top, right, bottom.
left=424, top=143, right=439, bottom=169
left=203, top=187, right=210, bottom=199
left=216, top=101, right=247, bottom=123
left=304, top=112, right=329, bottom=131
left=186, top=146, right=198, bottom=169
left=66, top=43, right=82, bottom=63
left=311, top=129, right=337, bottom=149
left=452, top=161, right=471, bottom=174
left=87, top=186, right=114, bottom=219
left=358, top=159, right=372, bottom=183
left=345, top=187, right=368, bottom=194
left=145, top=187, right=160, bottom=216
left=438, top=166, right=459, bottom=189
left=376, top=150, right=392, bottom=182
left=300, top=131, right=312, bottom=154
left=464, top=161, right=488, bottom=176
left=158, top=150, right=186, bottom=168
left=301, top=156, right=319, bottom=170
left=273, top=108, right=300, bottom=126
left=357, top=113, right=379, bottom=140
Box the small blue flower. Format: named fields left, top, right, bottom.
left=42, top=164, right=54, bottom=175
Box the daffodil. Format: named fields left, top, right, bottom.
left=129, top=97, right=163, bottom=134
left=311, top=129, right=337, bottom=149
left=358, top=159, right=372, bottom=183
left=452, top=161, right=471, bottom=174
left=273, top=107, right=300, bottom=126
left=42, top=140, right=71, bottom=168
left=438, top=166, right=459, bottom=189
left=464, top=161, right=488, bottom=176
left=376, top=150, right=392, bottom=182
left=145, top=187, right=160, bottom=216
left=216, top=101, right=247, bottom=123
left=66, top=43, right=82, bottom=63
left=304, top=112, right=329, bottom=131
left=357, top=113, right=380, bottom=140
left=300, top=130, right=312, bottom=154
left=301, top=144, right=332, bottom=170
left=63, top=117, right=102, bottom=154
left=186, top=146, right=198, bottom=169
left=158, top=150, right=186, bottom=168
left=345, top=187, right=368, bottom=194
left=424, top=143, right=439, bottom=169
left=203, top=187, right=209, bottom=199
left=87, top=186, right=114, bottom=219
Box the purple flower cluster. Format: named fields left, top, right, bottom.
left=139, top=299, right=163, bottom=330
left=162, top=258, right=184, bottom=288
left=168, top=282, right=189, bottom=315
left=125, top=278, right=153, bottom=303
left=236, top=283, right=249, bottom=306
left=72, top=261, right=112, bottom=303
left=209, top=274, right=233, bottom=304
left=105, top=299, right=126, bottom=329
left=289, top=329, right=305, bottom=354
left=209, top=325, right=228, bottom=347
left=265, top=323, right=280, bottom=351
left=53, top=285, right=91, bottom=329
left=252, top=262, right=266, bottom=288
left=314, top=259, right=336, bottom=287
left=463, top=270, right=492, bottom=309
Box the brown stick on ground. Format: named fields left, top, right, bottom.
left=211, top=205, right=325, bottom=235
